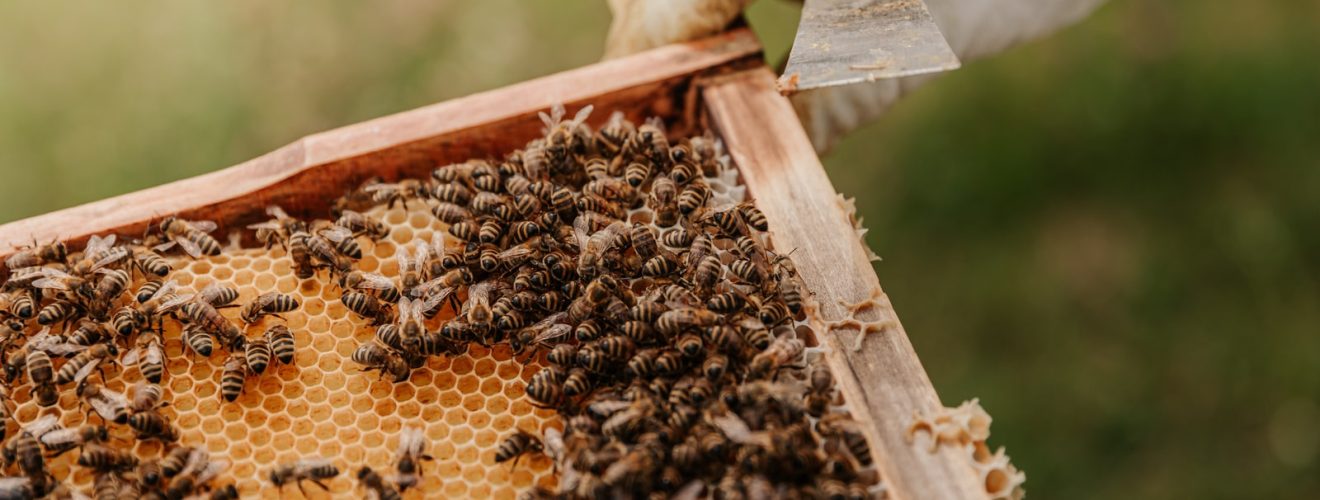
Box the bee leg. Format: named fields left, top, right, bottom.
left=311, top=479, right=331, bottom=491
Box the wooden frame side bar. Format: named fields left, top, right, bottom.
left=0, top=29, right=762, bottom=261
left=703, top=68, right=986, bottom=500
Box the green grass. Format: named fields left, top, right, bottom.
left=2, top=0, right=1318, bottom=497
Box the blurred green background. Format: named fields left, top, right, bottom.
left=2, top=0, right=1317, bottom=498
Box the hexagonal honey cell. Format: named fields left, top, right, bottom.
left=6, top=202, right=557, bottom=500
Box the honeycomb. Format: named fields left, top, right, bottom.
left=907, top=399, right=1025, bottom=500
left=1, top=109, right=900, bottom=499
left=6, top=201, right=560, bottom=499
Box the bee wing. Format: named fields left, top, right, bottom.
left=172, top=235, right=205, bottom=258
left=355, top=273, right=396, bottom=291
left=196, top=459, right=228, bottom=484
left=39, top=427, right=79, bottom=447
left=246, top=221, right=283, bottom=231
left=397, top=426, right=425, bottom=458
left=197, top=283, right=224, bottom=305
left=297, top=457, right=336, bottom=473
left=362, top=182, right=400, bottom=193
left=86, top=388, right=128, bottom=422
left=429, top=231, right=447, bottom=256
left=91, top=247, right=129, bottom=270
left=122, top=347, right=142, bottom=366
left=412, top=241, right=430, bottom=269
left=71, top=358, right=103, bottom=385
left=396, top=297, right=414, bottom=322
left=189, top=220, right=219, bottom=233
left=417, top=290, right=450, bottom=319
left=572, top=215, right=591, bottom=248
left=85, top=234, right=116, bottom=256
left=151, top=240, right=178, bottom=253
left=496, top=246, right=533, bottom=261
left=0, top=476, right=31, bottom=494
left=23, top=413, right=61, bottom=437
left=710, top=413, right=769, bottom=446
left=6, top=266, right=46, bottom=283
left=394, top=244, right=413, bottom=274
left=571, top=104, right=594, bottom=127
left=150, top=280, right=179, bottom=302
left=266, top=205, right=290, bottom=219
left=249, top=292, right=278, bottom=310
left=586, top=400, right=631, bottom=418
left=318, top=225, right=353, bottom=243
left=532, top=325, right=572, bottom=345
left=541, top=427, right=564, bottom=463
left=672, top=481, right=705, bottom=500
left=158, top=293, right=194, bottom=313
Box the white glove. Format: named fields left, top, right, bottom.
left=604, top=0, right=1106, bottom=152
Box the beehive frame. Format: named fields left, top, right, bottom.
left=0, top=28, right=989, bottom=499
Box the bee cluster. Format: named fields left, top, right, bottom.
left=0, top=104, right=880, bottom=499
left=0, top=220, right=255, bottom=498
left=324, top=105, right=880, bottom=499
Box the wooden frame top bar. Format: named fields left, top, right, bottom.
left=0, top=28, right=761, bottom=260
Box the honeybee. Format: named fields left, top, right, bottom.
left=0, top=477, right=33, bottom=500
left=595, top=110, right=636, bottom=155
left=55, top=342, right=117, bottom=385
left=362, top=178, right=424, bottom=209
left=37, top=299, right=80, bottom=327
left=352, top=342, right=411, bottom=382
left=78, top=443, right=139, bottom=472
left=68, top=234, right=129, bottom=277
left=510, top=313, right=571, bottom=355
left=162, top=448, right=227, bottom=499
left=239, top=292, right=300, bottom=324
left=357, top=466, right=402, bottom=500
left=804, top=363, right=835, bottom=418
left=395, top=294, right=443, bottom=352
left=265, top=324, right=296, bottom=364
left=335, top=210, right=389, bottom=241
left=130, top=380, right=165, bottom=414
left=340, top=270, right=401, bottom=303
left=152, top=216, right=221, bottom=258
left=4, top=240, right=67, bottom=269
left=305, top=229, right=355, bottom=277
left=462, top=281, right=500, bottom=338
left=179, top=299, right=241, bottom=349
left=495, top=430, right=544, bottom=468
left=123, top=329, right=164, bottom=383
left=629, top=117, right=669, bottom=163
left=817, top=413, right=873, bottom=467
left=312, top=224, right=361, bottom=259
left=748, top=337, right=805, bottom=379
left=128, top=409, right=178, bottom=442
left=0, top=290, right=36, bottom=321
left=182, top=323, right=214, bottom=357
left=39, top=421, right=110, bottom=457
left=394, top=426, right=431, bottom=491
left=220, top=350, right=246, bottom=402
left=25, top=267, right=94, bottom=302
left=677, top=182, right=711, bottom=215
left=269, top=458, right=340, bottom=495
left=648, top=176, right=679, bottom=227
left=245, top=336, right=272, bottom=374
left=77, top=380, right=129, bottom=424
left=341, top=292, right=392, bottom=326
left=655, top=307, right=721, bottom=337
left=574, top=216, right=628, bottom=278
left=128, top=244, right=173, bottom=277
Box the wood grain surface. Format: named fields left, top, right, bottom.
left=704, top=67, right=987, bottom=500
left=0, top=28, right=762, bottom=263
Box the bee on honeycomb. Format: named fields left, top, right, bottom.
left=0, top=104, right=891, bottom=499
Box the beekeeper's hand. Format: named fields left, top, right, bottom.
left=604, top=0, right=1106, bottom=152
